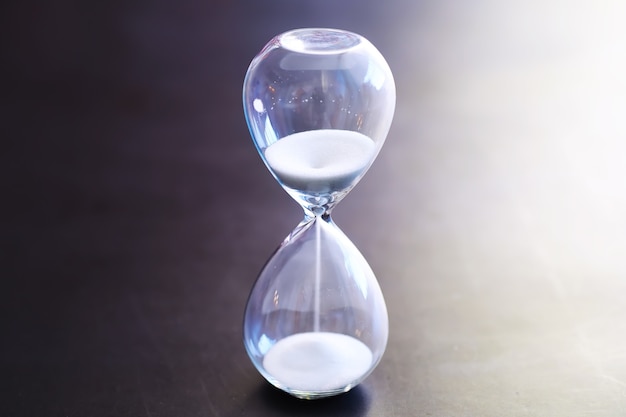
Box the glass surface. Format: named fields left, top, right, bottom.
left=242, top=28, right=395, bottom=399
left=243, top=27, right=395, bottom=215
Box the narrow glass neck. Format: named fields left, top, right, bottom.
left=290, top=188, right=350, bottom=220
left=303, top=207, right=333, bottom=223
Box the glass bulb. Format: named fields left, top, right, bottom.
left=243, top=27, right=395, bottom=215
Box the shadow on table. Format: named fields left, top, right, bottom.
left=249, top=383, right=371, bottom=416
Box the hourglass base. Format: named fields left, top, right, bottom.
left=261, top=331, right=373, bottom=399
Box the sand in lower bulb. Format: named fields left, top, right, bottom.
left=262, top=332, right=373, bottom=394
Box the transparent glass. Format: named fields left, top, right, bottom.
left=242, top=28, right=395, bottom=399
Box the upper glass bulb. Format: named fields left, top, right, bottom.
left=243, top=28, right=396, bottom=215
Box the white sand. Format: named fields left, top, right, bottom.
left=263, top=332, right=373, bottom=392
left=264, top=129, right=375, bottom=193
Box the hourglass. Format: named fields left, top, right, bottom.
left=242, top=28, right=396, bottom=399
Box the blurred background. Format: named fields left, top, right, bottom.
left=1, top=0, right=626, bottom=415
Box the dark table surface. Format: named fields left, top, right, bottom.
left=2, top=0, right=626, bottom=416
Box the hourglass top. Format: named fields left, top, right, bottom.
left=243, top=28, right=396, bottom=214
left=277, top=28, right=362, bottom=54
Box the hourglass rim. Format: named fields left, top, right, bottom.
left=278, top=28, right=362, bottom=55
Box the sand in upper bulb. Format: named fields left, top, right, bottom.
left=264, top=129, right=376, bottom=194
left=263, top=332, right=373, bottom=393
